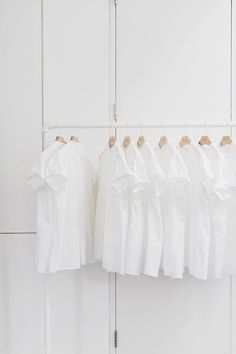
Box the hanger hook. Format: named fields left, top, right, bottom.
left=58, top=119, right=62, bottom=138
left=126, top=122, right=129, bottom=136
left=56, top=120, right=59, bottom=139
left=204, top=121, right=208, bottom=135
left=162, top=121, right=166, bottom=136
left=140, top=121, right=143, bottom=136
left=72, top=121, right=75, bottom=137
left=185, top=121, right=188, bottom=136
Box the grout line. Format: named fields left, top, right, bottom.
left=0, top=232, right=36, bottom=235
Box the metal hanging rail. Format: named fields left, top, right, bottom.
left=43, top=121, right=236, bottom=131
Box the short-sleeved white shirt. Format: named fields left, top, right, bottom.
left=155, top=141, right=190, bottom=279
left=27, top=141, right=64, bottom=273
left=200, top=143, right=233, bottom=279
left=94, top=143, right=134, bottom=274
left=123, top=142, right=149, bottom=276
left=46, top=141, right=96, bottom=272
left=178, top=143, right=213, bottom=279
left=219, top=142, right=236, bottom=275
left=138, top=141, right=165, bottom=277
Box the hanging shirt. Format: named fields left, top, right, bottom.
left=200, top=143, right=233, bottom=279
left=27, top=141, right=64, bottom=273
left=94, top=142, right=134, bottom=274
left=123, top=142, right=149, bottom=276
left=155, top=141, right=190, bottom=279
left=177, top=143, right=213, bottom=280
left=138, top=141, right=165, bottom=277
left=45, top=140, right=96, bottom=272
left=219, top=142, right=236, bottom=275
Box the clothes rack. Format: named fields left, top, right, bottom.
left=41, top=119, right=235, bottom=354
left=42, top=121, right=236, bottom=131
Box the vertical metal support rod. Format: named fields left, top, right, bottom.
left=41, top=0, right=45, bottom=151
left=114, top=1, right=118, bottom=351
left=41, top=1, right=50, bottom=354
left=44, top=274, right=51, bottom=354
left=114, top=0, right=117, bottom=128
left=229, top=1, right=233, bottom=354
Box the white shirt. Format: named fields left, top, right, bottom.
left=27, top=141, right=64, bottom=273
left=46, top=141, right=96, bottom=272
left=200, top=143, right=233, bottom=279
left=155, top=141, right=190, bottom=279
left=219, top=142, right=236, bottom=275
left=94, top=142, right=133, bottom=274
left=123, top=142, right=149, bottom=275
left=138, top=141, right=165, bottom=277
left=178, top=143, right=213, bottom=279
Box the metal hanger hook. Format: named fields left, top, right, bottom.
left=162, top=122, right=166, bottom=136
left=204, top=121, right=208, bottom=135
left=126, top=122, right=129, bottom=136
left=185, top=121, right=188, bottom=136
left=140, top=121, right=143, bottom=136
left=227, top=120, right=230, bottom=135
left=72, top=121, right=76, bottom=137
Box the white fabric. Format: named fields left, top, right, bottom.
left=46, top=141, right=96, bottom=272
left=200, top=143, right=233, bottom=279
left=155, top=141, right=190, bottom=279
left=138, top=141, right=165, bottom=277
left=27, top=141, right=64, bottom=273
left=123, top=142, right=149, bottom=275
left=178, top=143, right=213, bottom=280
left=94, top=143, right=134, bottom=274
left=220, top=142, right=236, bottom=275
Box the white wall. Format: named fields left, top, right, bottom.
left=0, top=0, right=235, bottom=354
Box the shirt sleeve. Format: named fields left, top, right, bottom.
left=166, top=152, right=190, bottom=198
left=26, top=156, right=45, bottom=190
left=213, top=155, right=234, bottom=200
left=45, top=152, right=69, bottom=192
left=112, top=154, right=134, bottom=194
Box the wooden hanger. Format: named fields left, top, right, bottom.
left=159, top=136, right=168, bottom=149
left=137, top=136, right=145, bottom=148
left=180, top=122, right=191, bottom=148
left=123, top=136, right=131, bottom=149
left=109, top=136, right=116, bottom=148
left=55, top=136, right=66, bottom=144
left=199, top=122, right=211, bottom=146
left=70, top=135, right=79, bottom=143
left=220, top=135, right=232, bottom=147
left=199, top=136, right=212, bottom=146
left=179, top=135, right=191, bottom=148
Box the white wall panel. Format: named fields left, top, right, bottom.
left=42, top=2, right=112, bottom=349
left=117, top=275, right=230, bottom=354
left=117, top=0, right=230, bottom=125
left=43, top=0, right=111, bottom=126
left=0, top=235, right=45, bottom=354
left=116, top=2, right=231, bottom=354
left=49, top=265, right=110, bottom=354
left=0, top=235, right=110, bottom=354
left=0, top=0, right=42, bottom=232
